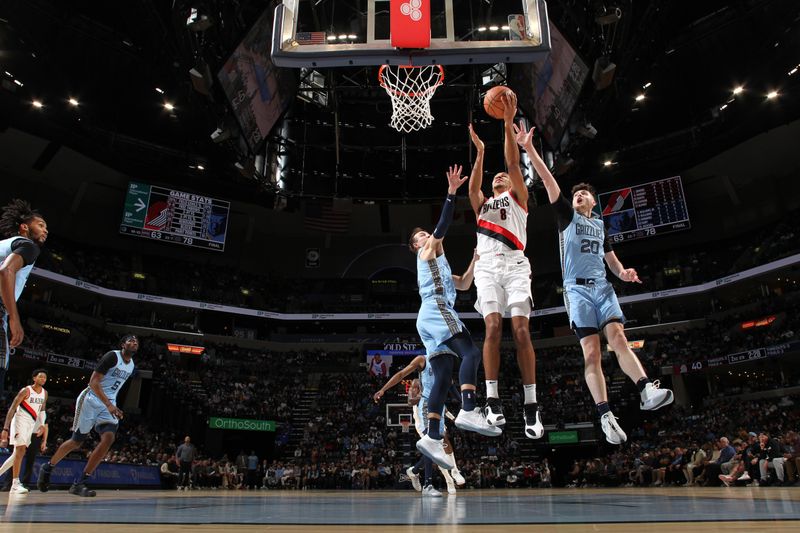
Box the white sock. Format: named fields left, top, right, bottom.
left=439, top=465, right=453, bottom=482
left=523, top=383, right=537, bottom=404
left=0, top=451, right=15, bottom=476
left=486, top=380, right=499, bottom=399
left=449, top=452, right=459, bottom=472
left=12, top=478, right=20, bottom=485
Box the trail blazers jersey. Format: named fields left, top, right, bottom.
left=476, top=190, right=527, bottom=253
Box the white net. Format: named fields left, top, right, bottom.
left=379, top=64, right=444, bottom=133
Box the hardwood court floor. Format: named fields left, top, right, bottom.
left=1, top=487, right=799, bottom=532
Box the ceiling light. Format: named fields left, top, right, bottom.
left=347, top=34, right=356, bottom=40
left=3, top=71, right=12, bottom=77
left=719, top=103, right=728, bottom=110
left=68, top=98, right=79, bottom=107
left=501, top=25, right=510, bottom=31
left=326, top=35, right=337, bottom=42
left=603, top=160, right=613, bottom=167
left=789, top=65, right=799, bottom=76
left=32, top=100, right=43, bottom=108
left=489, top=25, right=499, bottom=31
left=196, top=164, right=205, bottom=170
left=163, top=102, right=175, bottom=111
left=733, top=86, right=744, bottom=95
left=478, top=26, right=487, bottom=32
left=643, top=82, right=652, bottom=89
left=338, top=34, right=347, bottom=40
left=13, top=79, right=23, bottom=87
left=155, top=87, right=165, bottom=94
left=635, top=94, right=645, bottom=102
left=766, top=90, right=778, bottom=99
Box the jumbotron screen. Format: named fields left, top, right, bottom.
left=119, top=182, right=230, bottom=251
left=598, top=176, right=691, bottom=243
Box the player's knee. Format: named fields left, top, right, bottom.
left=606, top=325, right=627, bottom=348
left=583, top=349, right=602, bottom=368
left=483, top=314, right=503, bottom=339
left=511, top=323, right=531, bottom=346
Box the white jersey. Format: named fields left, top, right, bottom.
left=476, top=190, right=528, bottom=253
left=16, top=385, right=45, bottom=422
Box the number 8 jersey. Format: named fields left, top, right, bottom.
left=88, top=350, right=135, bottom=404
left=476, top=190, right=528, bottom=254
left=553, top=195, right=613, bottom=285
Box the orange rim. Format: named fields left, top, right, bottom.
left=378, top=64, right=445, bottom=98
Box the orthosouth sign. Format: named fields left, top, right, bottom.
left=208, top=417, right=276, bottom=432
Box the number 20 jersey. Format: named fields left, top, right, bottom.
left=558, top=208, right=608, bottom=285
left=476, top=190, right=527, bottom=254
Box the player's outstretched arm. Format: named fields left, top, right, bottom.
left=373, top=355, right=426, bottom=402
left=513, top=122, right=561, bottom=203
left=502, top=93, right=529, bottom=206
left=467, top=125, right=486, bottom=215
left=453, top=249, right=479, bottom=291
left=420, top=165, right=468, bottom=260
left=605, top=251, right=642, bottom=283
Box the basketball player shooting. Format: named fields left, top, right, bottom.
left=515, top=122, right=673, bottom=444
left=468, top=91, right=544, bottom=439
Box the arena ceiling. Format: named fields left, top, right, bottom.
left=0, top=0, right=798, bottom=204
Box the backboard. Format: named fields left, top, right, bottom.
left=272, top=0, right=550, bottom=68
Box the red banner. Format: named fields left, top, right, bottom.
left=391, top=0, right=431, bottom=49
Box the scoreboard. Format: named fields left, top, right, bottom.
left=598, top=176, right=690, bottom=243
left=120, top=182, right=230, bottom=251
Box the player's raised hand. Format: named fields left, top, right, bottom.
left=446, top=165, right=467, bottom=194
left=513, top=121, right=535, bottom=150
left=502, top=92, right=518, bottom=122
left=373, top=390, right=384, bottom=403
left=468, top=124, right=484, bottom=152
left=620, top=268, right=642, bottom=284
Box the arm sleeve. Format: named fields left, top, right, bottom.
left=10, top=239, right=40, bottom=267
left=603, top=233, right=614, bottom=253
left=550, top=195, right=574, bottom=232
left=432, top=194, right=457, bottom=239
left=94, top=351, right=118, bottom=375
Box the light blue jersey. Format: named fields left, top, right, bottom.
left=556, top=201, right=610, bottom=284
left=90, top=350, right=135, bottom=404
left=0, top=237, right=37, bottom=302
left=73, top=350, right=135, bottom=435
left=415, top=251, right=464, bottom=361
left=419, top=362, right=434, bottom=400
left=552, top=195, right=624, bottom=335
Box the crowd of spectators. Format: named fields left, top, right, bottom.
left=32, top=206, right=800, bottom=315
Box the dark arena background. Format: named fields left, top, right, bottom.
left=0, top=0, right=799, bottom=531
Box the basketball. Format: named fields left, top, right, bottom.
left=484, top=86, right=515, bottom=119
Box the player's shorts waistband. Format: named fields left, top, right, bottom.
left=485, top=249, right=525, bottom=257
left=565, top=278, right=607, bottom=287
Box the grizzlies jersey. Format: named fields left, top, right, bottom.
left=419, top=362, right=433, bottom=400
left=87, top=350, right=135, bottom=405
left=0, top=237, right=39, bottom=302
left=416, top=251, right=457, bottom=308
left=553, top=195, right=612, bottom=284
left=476, top=190, right=527, bottom=253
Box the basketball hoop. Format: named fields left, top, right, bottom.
left=378, top=64, right=444, bottom=133
left=398, top=413, right=413, bottom=433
